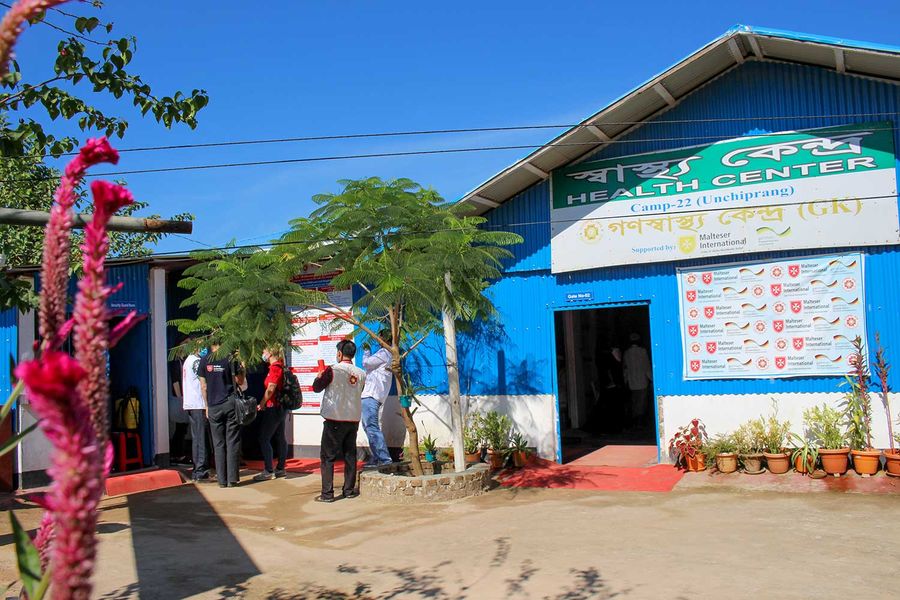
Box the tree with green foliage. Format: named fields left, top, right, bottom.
left=0, top=1, right=208, bottom=158
left=283, top=177, right=521, bottom=475
left=0, top=2, right=208, bottom=310
left=171, top=245, right=322, bottom=362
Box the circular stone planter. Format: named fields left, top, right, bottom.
left=359, top=462, right=491, bottom=504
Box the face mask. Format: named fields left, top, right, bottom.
left=199, top=348, right=209, bottom=358
left=262, top=352, right=270, bottom=362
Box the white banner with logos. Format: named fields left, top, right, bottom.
left=677, top=253, right=866, bottom=379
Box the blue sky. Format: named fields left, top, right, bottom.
left=10, top=1, right=900, bottom=253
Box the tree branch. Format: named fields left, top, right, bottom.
left=0, top=75, right=67, bottom=108
left=401, top=335, right=429, bottom=359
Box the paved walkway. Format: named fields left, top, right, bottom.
left=1, top=468, right=898, bottom=599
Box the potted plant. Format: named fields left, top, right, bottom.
left=788, top=432, right=819, bottom=475
left=873, top=335, right=900, bottom=476
left=509, top=430, right=530, bottom=468
left=761, top=402, right=791, bottom=474
left=704, top=433, right=738, bottom=474
left=735, top=419, right=766, bottom=474
left=840, top=337, right=881, bottom=475
left=421, top=433, right=438, bottom=463
left=668, top=418, right=708, bottom=471
left=804, top=404, right=850, bottom=476
left=463, top=413, right=484, bottom=464
left=482, top=411, right=512, bottom=470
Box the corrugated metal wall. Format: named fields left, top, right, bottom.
left=0, top=308, right=16, bottom=402
left=36, top=262, right=151, bottom=314
left=416, top=59, right=900, bottom=399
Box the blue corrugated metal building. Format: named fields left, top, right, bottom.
left=409, top=26, right=900, bottom=463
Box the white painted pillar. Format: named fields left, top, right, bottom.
left=149, top=268, right=169, bottom=461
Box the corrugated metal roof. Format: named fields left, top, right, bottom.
left=458, top=25, right=900, bottom=214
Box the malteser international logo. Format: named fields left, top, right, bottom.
left=775, top=356, right=787, bottom=370
left=790, top=300, right=803, bottom=314
left=770, top=284, right=782, bottom=297
left=688, top=325, right=699, bottom=337
left=579, top=222, right=601, bottom=243
left=704, top=306, right=715, bottom=319
left=702, top=272, right=713, bottom=285
left=690, top=360, right=701, bottom=373
left=685, top=290, right=697, bottom=303
left=793, top=337, right=805, bottom=351
left=706, top=342, right=718, bottom=354
left=788, top=264, right=801, bottom=278
left=773, top=320, right=785, bottom=333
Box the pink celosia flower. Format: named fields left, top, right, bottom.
left=16, top=351, right=104, bottom=600
left=74, top=179, right=135, bottom=444
left=38, top=138, right=120, bottom=347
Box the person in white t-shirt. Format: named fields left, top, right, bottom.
left=182, top=344, right=210, bottom=481
left=360, top=329, right=394, bottom=467
left=622, top=333, right=653, bottom=425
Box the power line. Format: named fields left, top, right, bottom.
left=2, top=111, right=898, bottom=161
left=96, top=192, right=900, bottom=262
left=1, top=124, right=897, bottom=185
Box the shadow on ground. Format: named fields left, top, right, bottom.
left=261, top=538, right=628, bottom=600
left=97, top=483, right=260, bottom=600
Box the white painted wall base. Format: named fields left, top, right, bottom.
left=289, top=394, right=559, bottom=460
left=659, top=392, right=898, bottom=462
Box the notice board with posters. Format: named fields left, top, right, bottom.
left=676, top=253, right=866, bottom=380
left=550, top=122, right=898, bottom=272
left=287, top=270, right=354, bottom=414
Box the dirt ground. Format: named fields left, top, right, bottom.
left=1, top=470, right=898, bottom=599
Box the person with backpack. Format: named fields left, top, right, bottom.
left=253, top=346, right=290, bottom=481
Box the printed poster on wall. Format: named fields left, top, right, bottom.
left=287, top=270, right=355, bottom=414
left=677, top=253, right=866, bottom=380
left=550, top=122, right=898, bottom=272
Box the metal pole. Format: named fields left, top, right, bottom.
left=0, top=208, right=193, bottom=234
left=443, top=272, right=467, bottom=473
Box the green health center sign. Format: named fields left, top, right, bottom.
left=549, top=122, right=899, bottom=272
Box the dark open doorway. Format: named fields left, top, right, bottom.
left=554, top=304, right=656, bottom=464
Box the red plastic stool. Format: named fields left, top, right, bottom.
left=113, top=431, right=143, bottom=472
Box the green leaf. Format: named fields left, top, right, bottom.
left=10, top=512, right=43, bottom=599
left=0, top=422, right=39, bottom=458
left=1, top=380, right=23, bottom=422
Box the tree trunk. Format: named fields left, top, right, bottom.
left=443, top=274, right=466, bottom=473
left=392, top=350, right=424, bottom=477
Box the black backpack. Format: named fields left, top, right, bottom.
left=281, top=370, right=303, bottom=411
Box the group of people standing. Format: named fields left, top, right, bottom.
left=175, top=333, right=395, bottom=501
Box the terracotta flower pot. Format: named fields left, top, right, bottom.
left=818, top=448, right=850, bottom=475
left=851, top=449, right=882, bottom=475
left=487, top=449, right=505, bottom=470
left=741, top=453, right=765, bottom=474
left=512, top=451, right=528, bottom=468
left=464, top=451, right=481, bottom=464
left=715, top=452, right=738, bottom=474
left=764, top=452, right=791, bottom=475
left=794, top=454, right=814, bottom=474
left=884, top=449, right=900, bottom=477
left=683, top=453, right=706, bottom=472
